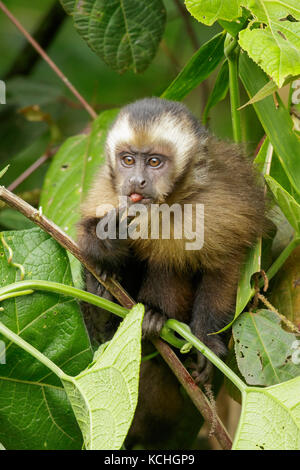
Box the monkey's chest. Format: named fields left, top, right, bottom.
left=130, top=238, right=201, bottom=273
left=127, top=245, right=198, bottom=323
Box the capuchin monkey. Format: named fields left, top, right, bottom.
left=77, top=97, right=265, bottom=448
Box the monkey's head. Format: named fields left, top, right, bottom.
left=105, top=98, right=207, bottom=204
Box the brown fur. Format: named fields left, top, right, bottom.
left=77, top=97, right=266, bottom=449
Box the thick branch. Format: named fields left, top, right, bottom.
left=0, top=185, right=232, bottom=449
left=0, top=1, right=97, bottom=120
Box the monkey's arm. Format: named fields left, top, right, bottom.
left=137, top=264, right=194, bottom=337
left=190, top=267, right=238, bottom=355
left=188, top=266, right=239, bottom=382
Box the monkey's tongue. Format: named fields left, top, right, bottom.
left=129, top=193, right=143, bottom=203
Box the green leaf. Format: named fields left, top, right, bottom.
left=40, top=109, right=118, bottom=285
left=233, top=310, right=300, bottom=386
left=239, top=80, right=278, bottom=110
left=233, top=376, right=300, bottom=449
left=216, top=241, right=261, bottom=333
left=239, top=53, right=300, bottom=195
left=253, top=136, right=272, bottom=172
left=238, top=1, right=300, bottom=87
left=239, top=26, right=300, bottom=88
left=0, top=166, right=9, bottom=180
left=202, top=60, right=229, bottom=124
left=254, top=138, right=300, bottom=204
left=162, top=32, right=225, bottom=101
left=185, top=0, right=241, bottom=26
left=265, top=175, right=300, bottom=234
left=235, top=241, right=261, bottom=315
left=0, top=209, right=36, bottom=231
left=62, top=304, right=144, bottom=450
left=219, top=8, right=250, bottom=36
left=0, top=228, right=92, bottom=450
left=59, top=0, right=166, bottom=73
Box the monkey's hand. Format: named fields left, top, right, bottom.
left=186, top=335, right=226, bottom=385
left=77, top=206, right=133, bottom=275
left=142, top=308, right=167, bottom=339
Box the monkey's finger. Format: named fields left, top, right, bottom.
left=142, top=310, right=166, bottom=338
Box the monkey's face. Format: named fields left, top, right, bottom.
left=105, top=98, right=206, bottom=204
left=114, top=144, right=174, bottom=204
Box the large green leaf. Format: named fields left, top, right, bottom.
left=233, top=376, right=300, bottom=449
left=185, top=0, right=300, bottom=87
left=233, top=310, right=300, bottom=386
left=239, top=23, right=300, bottom=88
left=240, top=0, right=300, bottom=86
left=239, top=53, right=300, bottom=195
left=63, top=304, right=144, bottom=450
left=0, top=228, right=92, bottom=450
left=59, top=0, right=166, bottom=73
left=162, top=32, right=225, bottom=101
left=185, top=0, right=241, bottom=26
left=40, top=109, right=118, bottom=285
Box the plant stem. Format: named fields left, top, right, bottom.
left=0, top=1, right=97, bottom=120
left=0, top=280, right=128, bottom=319
left=225, top=35, right=241, bottom=142
left=0, top=320, right=65, bottom=379
left=165, top=319, right=247, bottom=393
left=0, top=289, right=33, bottom=302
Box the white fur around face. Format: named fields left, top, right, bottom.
left=106, top=111, right=202, bottom=176
left=106, top=114, right=134, bottom=165
left=149, top=113, right=197, bottom=175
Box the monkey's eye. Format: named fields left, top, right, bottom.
left=122, top=155, right=135, bottom=166
left=148, top=157, right=161, bottom=168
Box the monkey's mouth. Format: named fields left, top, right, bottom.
left=129, top=193, right=153, bottom=204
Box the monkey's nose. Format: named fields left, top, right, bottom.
left=129, top=176, right=147, bottom=189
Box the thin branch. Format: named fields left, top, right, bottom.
left=160, top=39, right=181, bottom=71
left=173, top=0, right=199, bottom=50
left=8, top=147, right=57, bottom=192
left=0, top=185, right=232, bottom=449
left=5, top=2, right=66, bottom=79
left=0, top=1, right=97, bottom=120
